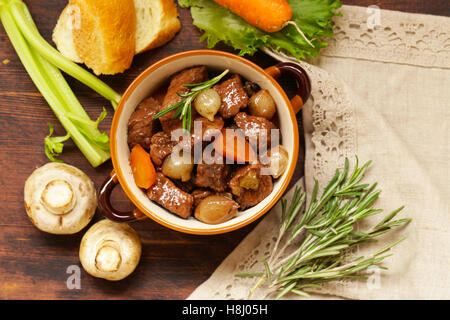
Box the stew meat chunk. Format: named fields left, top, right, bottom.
left=147, top=173, right=194, bottom=219
left=234, top=112, right=277, bottom=147
left=149, top=131, right=177, bottom=166
left=159, top=66, right=209, bottom=133
left=214, top=74, right=249, bottom=119
left=195, top=161, right=231, bottom=192
left=191, top=116, right=224, bottom=145
left=127, top=97, right=161, bottom=149
left=229, top=164, right=273, bottom=210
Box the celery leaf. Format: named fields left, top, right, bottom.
left=44, top=122, right=71, bottom=162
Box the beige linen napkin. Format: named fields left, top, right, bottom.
left=188, top=5, right=450, bottom=300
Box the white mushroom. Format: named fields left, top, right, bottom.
left=79, top=219, right=141, bottom=281
left=24, top=163, right=97, bottom=234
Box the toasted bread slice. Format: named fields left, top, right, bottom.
left=53, top=0, right=181, bottom=73
left=67, top=0, right=136, bottom=75
left=52, top=5, right=83, bottom=64
left=134, top=0, right=181, bottom=54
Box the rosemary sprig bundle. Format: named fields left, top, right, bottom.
left=153, top=69, right=229, bottom=132
left=237, top=157, right=411, bottom=299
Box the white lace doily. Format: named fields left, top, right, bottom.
left=324, top=6, right=450, bottom=69
left=188, top=5, right=450, bottom=300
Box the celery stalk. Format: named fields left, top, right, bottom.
left=42, top=59, right=111, bottom=152
left=36, top=54, right=111, bottom=162
left=9, top=0, right=121, bottom=108
left=0, top=4, right=110, bottom=167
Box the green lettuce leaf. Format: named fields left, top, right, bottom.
left=179, top=0, right=341, bottom=60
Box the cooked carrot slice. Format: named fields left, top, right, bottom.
left=214, top=129, right=257, bottom=163
left=130, top=145, right=156, bottom=189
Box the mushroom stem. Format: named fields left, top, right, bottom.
left=95, top=245, right=122, bottom=273
left=40, top=179, right=76, bottom=215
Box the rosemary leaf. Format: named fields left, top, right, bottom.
left=153, top=100, right=183, bottom=119
left=374, top=206, right=406, bottom=229
left=262, top=259, right=272, bottom=283
left=291, top=289, right=311, bottom=298
left=235, top=272, right=264, bottom=278
left=275, top=281, right=297, bottom=300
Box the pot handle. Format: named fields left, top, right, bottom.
left=265, top=62, right=311, bottom=114
left=98, top=170, right=146, bottom=223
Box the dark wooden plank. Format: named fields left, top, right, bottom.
left=0, top=0, right=448, bottom=299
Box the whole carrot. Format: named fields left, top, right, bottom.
left=213, top=0, right=292, bottom=33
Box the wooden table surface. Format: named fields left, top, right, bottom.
left=0, top=1, right=448, bottom=300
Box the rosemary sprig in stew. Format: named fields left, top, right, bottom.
left=153, top=69, right=229, bottom=132
left=236, top=157, right=411, bottom=299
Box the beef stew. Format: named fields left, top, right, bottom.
left=127, top=66, right=289, bottom=224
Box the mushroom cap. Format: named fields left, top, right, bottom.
left=79, top=219, right=141, bottom=281
left=24, top=163, right=96, bottom=234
